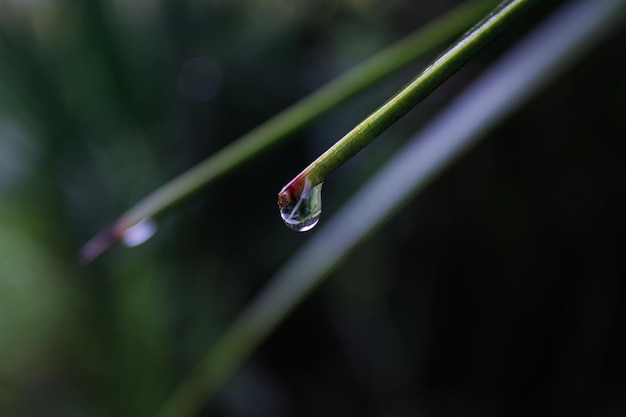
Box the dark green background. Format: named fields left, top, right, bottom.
left=0, top=1, right=625, bottom=416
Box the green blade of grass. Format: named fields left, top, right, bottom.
left=278, top=0, right=536, bottom=208
left=79, top=0, right=499, bottom=262
left=155, top=0, right=626, bottom=416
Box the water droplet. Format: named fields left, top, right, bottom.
left=280, top=179, right=322, bottom=232
left=122, top=218, right=158, bottom=247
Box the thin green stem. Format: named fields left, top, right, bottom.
left=278, top=0, right=536, bottom=207
left=79, top=0, right=499, bottom=262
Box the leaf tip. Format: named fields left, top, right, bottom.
left=77, top=224, right=123, bottom=265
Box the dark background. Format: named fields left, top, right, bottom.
left=0, top=0, right=625, bottom=416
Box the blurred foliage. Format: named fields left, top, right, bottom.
left=0, top=0, right=625, bottom=416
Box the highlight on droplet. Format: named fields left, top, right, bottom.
left=121, top=218, right=158, bottom=247
left=279, top=178, right=322, bottom=232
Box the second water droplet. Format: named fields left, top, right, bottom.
left=280, top=179, right=322, bottom=232
left=122, top=218, right=158, bottom=247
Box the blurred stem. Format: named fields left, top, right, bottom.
left=80, top=0, right=138, bottom=119
left=0, top=27, right=80, bottom=149
left=80, top=0, right=498, bottom=262
left=156, top=0, right=626, bottom=416
left=278, top=0, right=535, bottom=207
